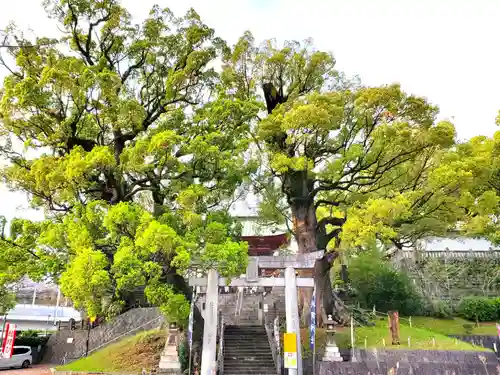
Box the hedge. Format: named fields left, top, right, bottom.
left=457, top=296, right=500, bottom=322
left=15, top=335, right=49, bottom=347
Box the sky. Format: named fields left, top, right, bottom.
left=1, top=0, right=500, bottom=224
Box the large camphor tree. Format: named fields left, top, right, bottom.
left=218, top=33, right=466, bottom=323
left=0, top=0, right=257, bottom=347
left=0, top=0, right=475, bottom=332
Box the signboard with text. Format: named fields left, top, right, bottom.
left=283, top=332, right=297, bottom=369
left=2, top=323, right=16, bottom=359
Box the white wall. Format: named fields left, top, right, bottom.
left=0, top=319, right=59, bottom=332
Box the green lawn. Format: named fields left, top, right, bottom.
left=408, top=316, right=498, bottom=336
left=57, top=329, right=165, bottom=372
left=297, top=316, right=494, bottom=357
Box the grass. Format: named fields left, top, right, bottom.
left=293, top=316, right=495, bottom=357
left=57, top=329, right=165, bottom=373
left=408, top=316, right=498, bottom=336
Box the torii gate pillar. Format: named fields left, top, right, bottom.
left=200, top=269, right=219, bottom=375
left=285, top=266, right=303, bottom=375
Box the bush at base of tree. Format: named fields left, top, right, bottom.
left=15, top=335, right=49, bottom=348
left=348, top=249, right=423, bottom=316
left=457, top=296, right=500, bottom=322
left=418, top=299, right=454, bottom=319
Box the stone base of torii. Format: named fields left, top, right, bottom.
left=188, top=250, right=325, bottom=375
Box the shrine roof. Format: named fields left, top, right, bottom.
left=237, top=217, right=288, bottom=237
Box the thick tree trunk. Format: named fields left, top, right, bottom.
left=169, top=272, right=204, bottom=371
left=261, top=81, right=339, bottom=328
left=291, top=199, right=339, bottom=328
left=169, top=272, right=204, bottom=343
left=291, top=200, right=317, bottom=327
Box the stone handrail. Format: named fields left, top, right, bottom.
left=217, top=315, right=225, bottom=375
left=264, top=313, right=281, bottom=375
left=60, top=315, right=164, bottom=365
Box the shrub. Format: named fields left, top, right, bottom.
left=462, top=323, right=474, bottom=334
left=424, top=300, right=453, bottom=319
left=348, top=250, right=423, bottom=316
left=15, top=335, right=49, bottom=347
left=17, top=330, right=40, bottom=338
left=457, top=297, right=500, bottom=322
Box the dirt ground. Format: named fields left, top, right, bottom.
left=0, top=365, right=51, bottom=375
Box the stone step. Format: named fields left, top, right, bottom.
left=224, top=356, right=274, bottom=362
left=224, top=361, right=275, bottom=370
left=224, top=342, right=271, bottom=347
left=224, top=351, right=274, bottom=357
left=225, top=328, right=266, bottom=333
left=224, top=340, right=270, bottom=346
left=224, top=336, right=268, bottom=339
left=224, top=346, right=272, bottom=351
left=224, top=353, right=273, bottom=358
left=224, top=372, right=276, bottom=375
left=223, top=368, right=276, bottom=374
left=225, top=347, right=273, bottom=352
left=225, top=359, right=275, bottom=364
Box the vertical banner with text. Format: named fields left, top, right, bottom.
left=2, top=323, right=16, bottom=359
left=188, top=287, right=196, bottom=350
left=310, top=284, right=316, bottom=351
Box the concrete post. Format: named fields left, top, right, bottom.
left=200, top=269, right=219, bottom=375
left=257, top=293, right=264, bottom=325
left=159, top=324, right=182, bottom=373
left=285, top=267, right=302, bottom=375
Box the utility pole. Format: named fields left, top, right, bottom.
left=85, top=319, right=91, bottom=357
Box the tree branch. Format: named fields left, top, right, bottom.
left=0, top=237, right=40, bottom=259
left=314, top=199, right=340, bottom=209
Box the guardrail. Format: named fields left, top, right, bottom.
left=217, top=316, right=225, bottom=375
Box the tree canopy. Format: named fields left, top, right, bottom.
left=0, top=0, right=252, bottom=321
left=0, top=0, right=496, bottom=327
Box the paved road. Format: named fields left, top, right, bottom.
left=0, top=365, right=51, bottom=375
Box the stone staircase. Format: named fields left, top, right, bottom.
left=223, top=325, right=277, bottom=375
left=197, top=289, right=286, bottom=326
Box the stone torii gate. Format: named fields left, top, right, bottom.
left=189, top=250, right=324, bottom=375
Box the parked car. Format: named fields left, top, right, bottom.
left=0, top=346, right=32, bottom=369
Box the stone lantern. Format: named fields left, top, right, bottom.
left=322, top=315, right=343, bottom=362
left=159, top=322, right=182, bottom=373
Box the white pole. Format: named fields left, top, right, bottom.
left=32, top=286, right=36, bottom=307
left=54, top=288, right=61, bottom=323
left=285, top=267, right=302, bottom=375
left=200, top=269, right=219, bottom=375
left=350, top=315, right=355, bottom=361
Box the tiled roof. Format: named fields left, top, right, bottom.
left=237, top=217, right=288, bottom=237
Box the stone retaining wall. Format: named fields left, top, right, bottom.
left=351, top=348, right=498, bottom=364
left=448, top=334, right=500, bottom=353
left=317, top=362, right=500, bottom=375
left=300, top=349, right=499, bottom=375
left=44, top=308, right=165, bottom=365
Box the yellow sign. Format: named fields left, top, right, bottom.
left=284, top=352, right=297, bottom=369
left=89, top=316, right=96, bottom=323
left=283, top=333, right=298, bottom=369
